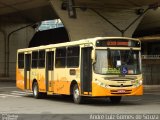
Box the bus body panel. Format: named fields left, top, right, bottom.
left=30, top=69, right=46, bottom=92
left=16, top=67, right=25, bottom=90
left=92, top=83, right=143, bottom=96
left=52, top=81, right=71, bottom=95
left=53, top=68, right=67, bottom=94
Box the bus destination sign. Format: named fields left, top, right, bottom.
left=107, top=41, right=128, bottom=46
left=96, top=39, right=140, bottom=47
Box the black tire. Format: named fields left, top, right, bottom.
left=109, top=96, right=122, bottom=104
left=32, top=82, right=43, bottom=99
left=73, top=84, right=83, bottom=104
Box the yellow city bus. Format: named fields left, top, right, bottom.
left=16, top=37, right=143, bottom=104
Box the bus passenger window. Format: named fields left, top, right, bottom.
left=38, top=50, right=45, bottom=68
left=55, top=48, right=66, bottom=68
left=32, top=51, right=38, bottom=68
left=67, top=46, right=79, bottom=67
left=18, top=53, right=24, bottom=69
left=47, top=51, right=54, bottom=70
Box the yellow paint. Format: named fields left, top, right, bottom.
left=16, top=67, right=25, bottom=90
left=92, top=82, right=143, bottom=96
left=84, top=92, right=89, bottom=95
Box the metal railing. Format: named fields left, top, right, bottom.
left=142, top=55, right=160, bottom=59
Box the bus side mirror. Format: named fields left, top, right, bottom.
left=91, top=50, right=96, bottom=63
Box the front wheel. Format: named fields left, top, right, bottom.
left=109, top=96, right=122, bottom=104
left=33, top=82, right=43, bottom=99
left=73, top=84, right=83, bottom=104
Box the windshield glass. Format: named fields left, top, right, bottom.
left=94, top=49, right=141, bottom=75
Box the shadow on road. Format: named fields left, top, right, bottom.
left=24, top=94, right=147, bottom=106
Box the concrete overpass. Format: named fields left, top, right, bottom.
left=50, top=0, right=160, bottom=40
left=0, top=0, right=160, bottom=80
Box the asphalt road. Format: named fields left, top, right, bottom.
left=0, top=82, right=160, bottom=114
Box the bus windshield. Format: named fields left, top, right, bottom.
left=94, top=49, right=141, bottom=75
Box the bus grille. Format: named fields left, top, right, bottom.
left=105, top=77, right=136, bottom=80
left=109, top=85, right=132, bottom=87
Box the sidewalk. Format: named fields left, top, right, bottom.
left=0, top=77, right=15, bottom=82
left=144, top=85, right=160, bottom=91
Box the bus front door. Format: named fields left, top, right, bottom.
left=81, top=47, right=92, bottom=94
left=46, top=51, right=54, bottom=92
left=24, top=54, right=31, bottom=90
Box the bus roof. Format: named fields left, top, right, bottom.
left=17, top=37, right=139, bottom=52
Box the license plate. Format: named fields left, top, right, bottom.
left=117, top=90, right=126, bottom=93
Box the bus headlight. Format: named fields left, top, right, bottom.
left=132, top=80, right=142, bottom=87
left=139, top=80, right=143, bottom=85
left=131, top=80, right=136, bottom=86
left=105, top=84, right=109, bottom=88
left=95, top=79, right=110, bottom=88
left=100, top=83, right=109, bottom=88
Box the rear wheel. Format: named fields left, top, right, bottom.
left=109, top=96, right=122, bottom=104
left=73, top=84, right=83, bottom=104
left=33, top=82, right=43, bottom=99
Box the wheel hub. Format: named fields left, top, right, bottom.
left=74, top=88, right=79, bottom=100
